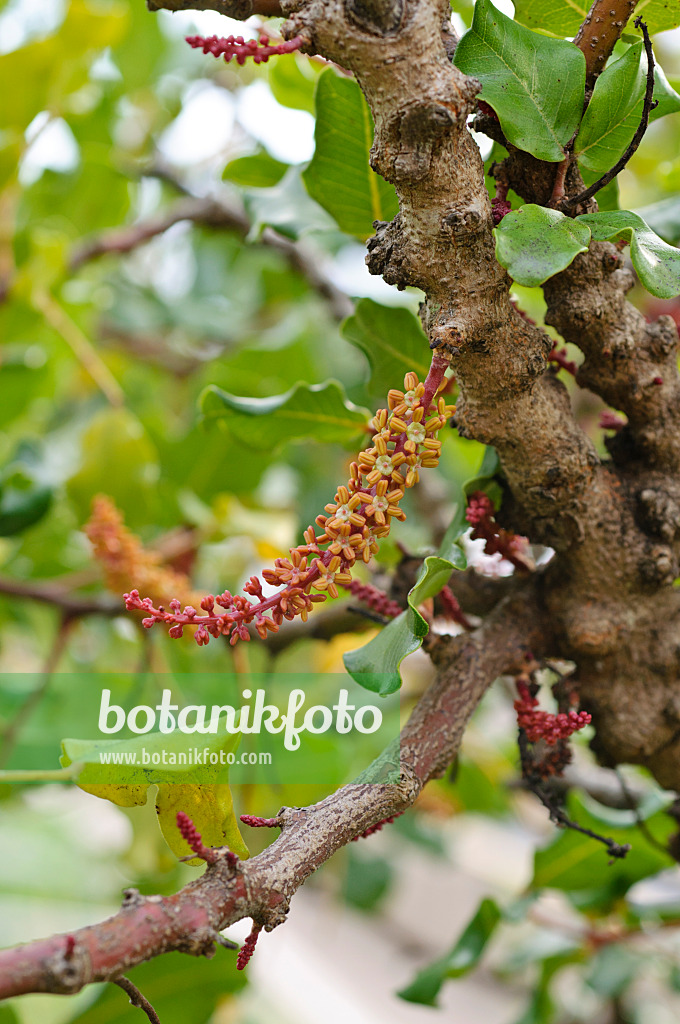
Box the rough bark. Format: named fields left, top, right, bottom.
left=0, top=587, right=545, bottom=999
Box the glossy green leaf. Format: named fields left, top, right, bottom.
left=302, top=68, right=399, bottom=239
left=575, top=42, right=648, bottom=175
left=200, top=380, right=369, bottom=451
left=513, top=0, right=680, bottom=38
left=398, top=898, right=502, bottom=1006
left=343, top=555, right=460, bottom=694
left=577, top=209, right=680, bottom=298
left=494, top=205, right=591, bottom=287
left=223, top=150, right=288, bottom=188
left=519, top=37, right=676, bottom=181
left=341, top=298, right=431, bottom=403
left=69, top=951, right=246, bottom=1024
left=454, top=0, right=585, bottom=162
left=0, top=441, right=53, bottom=537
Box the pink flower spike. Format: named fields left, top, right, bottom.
left=186, top=34, right=304, bottom=65
left=176, top=811, right=218, bottom=863
left=240, top=814, right=281, bottom=828
left=236, top=924, right=261, bottom=970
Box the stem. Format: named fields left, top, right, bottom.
left=574, top=0, right=637, bottom=87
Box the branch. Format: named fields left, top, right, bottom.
left=71, top=185, right=353, bottom=322
left=0, top=576, right=121, bottom=618
left=563, top=19, right=656, bottom=209
left=145, top=0, right=283, bottom=19
left=0, top=586, right=546, bottom=1000
left=573, top=0, right=637, bottom=87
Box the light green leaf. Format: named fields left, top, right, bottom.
left=268, top=52, right=319, bottom=114
left=341, top=299, right=431, bottom=404
left=494, top=205, right=591, bottom=287
left=60, top=731, right=250, bottom=864
left=454, top=0, right=585, bottom=162
left=635, top=195, right=680, bottom=245
left=398, top=898, right=502, bottom=1006
left=343, top=555, right=459, bottom=694
left=200, top=380, right=370, bottom=451
left=223, top=150, right=288, bottom=188
left=577, top=209, right=680, bottom=298
left=302, top=68, right=399, bottom=239
left=652, top=63, right=680, bottom=122
left=67, top=407, right=160, bottom=530
left=513, top=0, right=680, bottom=39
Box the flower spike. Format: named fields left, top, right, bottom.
left=126, top=355, right=454, bottom=646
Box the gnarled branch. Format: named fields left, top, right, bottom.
left=0, top=585, right=546, bottom=1001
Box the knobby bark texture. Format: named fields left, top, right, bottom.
left=3, top=0, right=680, bottom=1002
left=0, top=588, right=546, bottom=999
left=276, top=0, right=680, bottom=787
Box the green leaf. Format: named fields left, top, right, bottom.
left=453, top=0, right=585, bottom=162
left=268, top=52, right=319, bottom=114
left=585, top=944, right=640, bottom=998
left=574, top=42, right=648, bottom=175
left=494, top=205, right=591, bottom=287
left=532, top=38, right=676, bottom=182
left=67, top=407, right=160, bottom=530
left=343, top=555, right=460, bottom=694
left=200, top=380, right=369, bottom=451
left=302, top=68, right=399, bottom=239
left=398, top=898, right=502, bottom=1006
left=341, top=299, right=431, bottom=404
left=652, top=62, right=680, bottom=122
left=577, top=209, right=680, bottom=298
left=60, top=731, right=250, bottom=864
left=635, top=195, right=680, bottom=245
left=342, top=849, right=393, bottom=911
left=0, top=441, right=53, bottom=537
left=69, top=951, right=246, bottom=1024
left=513, top=0, right=680, bottom=39
left=223, top=150, right=288, bottom=188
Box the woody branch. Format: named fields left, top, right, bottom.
left=0, top=586, right=545, bottom=1001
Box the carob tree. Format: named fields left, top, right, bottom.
left=2, top=0, right=680, bottom=1016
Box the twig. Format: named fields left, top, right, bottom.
left=0, top=613, right=73, bottom=769
left=32, top=290, right=125, bottom=407
left=72, top=178, right=353, bottom=322
left=0, top=575, right=121, bottom=617
left=563, top=20, right=656, bottom=210
left=518, top=731, right=631, bottom=862
left=113, top=977, right=162, bottom=1024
